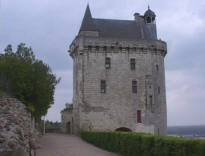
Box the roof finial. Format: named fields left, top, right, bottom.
left=148, top=5, right=150, bottom=10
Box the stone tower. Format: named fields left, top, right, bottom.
left=68, top=5, right=167, bottom=135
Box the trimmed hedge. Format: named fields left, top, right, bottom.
left=81, top=131, right=205, bottom=156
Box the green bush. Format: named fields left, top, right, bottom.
left=81, top=131, right=205, bottom=156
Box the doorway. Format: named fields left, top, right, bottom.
left=66, top=122, right=71, bottom=134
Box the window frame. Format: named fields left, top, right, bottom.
left=137, top=110, right=142, bottom=123
left=132, top=80, right=137, bottom=93
left=130, top=58, right=136, bottom=70
left=158, top=86, right=160, bottom=94
left=105, top=57, right=111, bottom=69
left=101, top=80, right=106, bottom=93
left=156, top=64, right=159, bottom=71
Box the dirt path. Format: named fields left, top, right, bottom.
left=36, top=133, right=120, bottom=156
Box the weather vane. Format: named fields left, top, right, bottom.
left=145, top=0, right=150, bottom=9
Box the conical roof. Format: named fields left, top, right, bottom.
left=79, top=4, right=96, bottom=31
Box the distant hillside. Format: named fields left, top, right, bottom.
left=168, top=125, right=205, bottom=135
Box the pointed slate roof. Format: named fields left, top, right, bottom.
left=80, top=5, right=96, bottom=31
left=79, top=5, right=157, bottom=40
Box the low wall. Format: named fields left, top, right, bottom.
left=0, top=98, right=36, bottom=156
left=135, top=123, right=155, bottom=134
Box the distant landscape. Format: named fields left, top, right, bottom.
left=168, top=125, right=205, bottom=137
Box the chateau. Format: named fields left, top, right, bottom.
left=61, top=5, right=167, bottom=135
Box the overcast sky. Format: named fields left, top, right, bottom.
left=0, top=0, right=205, bottom=126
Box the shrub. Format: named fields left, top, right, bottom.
left=81, top=131, right=205, bottom=156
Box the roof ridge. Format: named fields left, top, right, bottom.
left=93, top=18, right=135, bottom=22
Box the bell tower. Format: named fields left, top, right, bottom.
left=144, top=6, right=156, bottom=24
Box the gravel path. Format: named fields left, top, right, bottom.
left=36, top=133, right=120, bottom=156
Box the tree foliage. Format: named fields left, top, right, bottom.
left=0, top=43, right=60, bottom=120
left=61, top=102, right=73, bottom=113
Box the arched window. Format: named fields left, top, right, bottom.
left=146, top=16, right=151, bottom=23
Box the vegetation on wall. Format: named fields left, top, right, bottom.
left=0, top=43, right=60, bottom=120
left=61, top=102, right=73, bottom=113
left=81, top=131, right=205, bottom=156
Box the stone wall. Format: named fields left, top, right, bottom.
left=0, top=98, right=36, bottom=156
left=61, top=111, right=74, bottom=134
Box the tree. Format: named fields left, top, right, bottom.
left=0, top=43, right=60, bottom=120
left=4, top=44, right=13, bottom=55
left=61, top=102, right=73, bottom=113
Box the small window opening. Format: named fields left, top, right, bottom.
left=130, top=58, right=136, bottom=70
left=137, top=110, right=142, bottom=123
left=158, top=87, right=160, bottom=94
left=111, top=46, right=114, bottom=51
left=119, top=47, right=122, bottom=52
left=96, top=46, right=99, bottom=51
left=149, top=95, right=153, bottom=106
left=88, top=46, right=92, bottom=51
left=132, top=80, right=137, bottom=93
left=156, top=64, right=159, bottom=71
left=146, top=17, right=151, bottom=23
left=101, top=80, right=106, bottom=93
left=105, top=57, right=111, bottom=69
left=103, top=46, right=107, bottom=51
left=126, top=47, right=130, bottom=52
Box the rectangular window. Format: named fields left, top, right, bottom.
left=158, top=87, right=160, bottom=94
left=130, top=58, right=136, bottom=70
left=137, top=110, right=142, bottom=123
left=101, top=80, right=106, bottom=93
left=105, top=57, right=111, bottom=69
left=156, top=64, right=159, bottom=71
left=132, top=80, right=137, bottom=93
left=149, top=95, right=153, bottom=106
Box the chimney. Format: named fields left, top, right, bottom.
left=134, top=13, right=140, bottom=20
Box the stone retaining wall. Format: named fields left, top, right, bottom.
left=0, top=98, right=36, bottom=156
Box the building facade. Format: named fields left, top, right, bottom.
left=64, top=5, right=167, bottom=135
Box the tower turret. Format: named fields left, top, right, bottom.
left=144, top=6, right=156, bottom=24
left=67, top=5, right=167, bottom=135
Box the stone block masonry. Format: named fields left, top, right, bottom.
left=63, top=5, right=167, bottom=136
left=0, top=98, right=36, bottom=156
